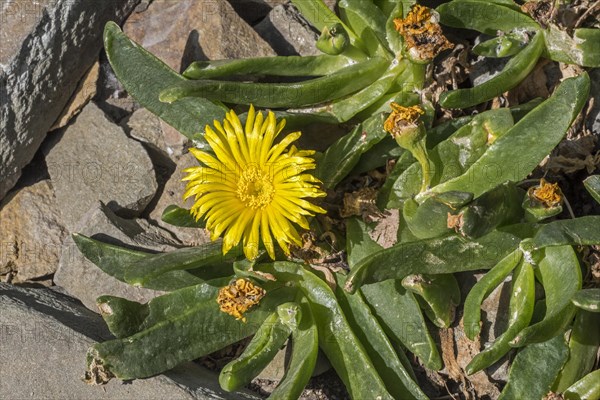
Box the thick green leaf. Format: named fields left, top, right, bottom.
left=387, top=108, right=514, bottom=206
left=87, top=282, right=293, bottom=380
left=220, top=308, right=292, bottom=391
left=103, top=22, right=225, bottom=140
left=96, top=296, right=150, bottom=339
left=403, top=194, right=466, bottom=239
left=428, top=73, right=591, bottom=198
left=385, top=2, right=404, bottom=54
left=572, top=289, right=600, bottom=313
left=183, top=55, right=354, bottom=79
left=258, top=262, right=395, bottom=399
left=268, top=298, right=318, bottom=400
left=314, top=59, right=410, bottom=122
left=511, top=246, right=581, bottom=347
left=473, top=33, right=527, bottom=58
left=456, top=182, right=525, bottom=238
left=72, top=233, right=225, bottom=291
left=338, top=0, right=388, bottom=56
left=362, top=281, right=443, bottom=371
left=314, top=113, right=386, bottom=188
left=554, top=309, right=600, bottom=392
left=346, top=218, right=443, bottom=370
left=463, top=250, right=522, bottom=340
left=498, top=335, right=569, bottom=400
left=466, top=260, right=535, bottom=375
left=335, top=275, right=429, bottom=399
left=531, top=216, right=600, bottom=249
left=72, top=233, right=150, bottom=282
left=440, top=32, right=544, bottom=109
left=402, top=273, right=461, bottom=328
left=544, top=26, right=600, bottom=68
left=161, top=205, right=206, bottom=228
left=124, top=242, right=237, bottom=287
left=290, top=0, right=344, bottom=32
left=160, top=58, right=388, bottom=108
left=583, top=175, right=600, bottom=204
left=563, top=370, right=600, bottom=400
left=345, top=228, right=523, bottom=293
left=437, top=0, right=539, bottom=35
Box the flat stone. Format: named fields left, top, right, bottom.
left=254, top=3, right=320, bottom=56
left=0, top=0, right=140, bottom=202
left=125, top=107, right=189, bottom=161
left=44, top=103, right=158, bottom=232
left=55, top=202, right=181, bottom=311
left=123, top=0, right=275, bottom=73
left=0, top=180, right=67, bottom=282
left=0, top=283, right=258, bottom=399
left=147, top=151, right=210, bottom=246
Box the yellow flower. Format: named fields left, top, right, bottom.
left=530, top=178, right=562, bottom=208
left=217, top=278, right=266, bottom=322
left=394, top=4, right=453, bottom=62
left=183, top=106, right=326, bottom=260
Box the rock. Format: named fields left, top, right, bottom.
left=125, top=108, right=189, bottom=161
left=226, top=0, right=277, bottom=24
left=0, top=0, right=140, bottom=202
left=55, top=201, right=181, bottom=311
left=123, top=0, right=275, bottom=73
left=51, top=62, right=100, bottom=131
left=44, top=103, right=158, bottom=232
left=147, top=152, right=210, bottom=246
left=254, top=3, right=321, bottom=56
left=0, top=283, right=258, bottom=399
left=0, top=180, right=67, bottom=282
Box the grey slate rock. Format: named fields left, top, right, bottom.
left=55, top=201, right=181, bottom=311
left=254, top=3, right=320, bottom=56
left=44, top=103, right=158, bottom=232
left=0, top=0, right=140, bottom=201
left=0, top=283, right=258, bottom=399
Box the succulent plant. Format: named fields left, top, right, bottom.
left=79, top=1, right=600, bottom=399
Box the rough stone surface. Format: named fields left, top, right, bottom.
left=51, top=62, right=100, bottom=131
left=123, top=0, right=275, bottom=73
left=0, top=283, right=258, bottom=399
left=147, top=151, right=210, bottom=246
left=55, top=202, right=181, bottom=311
left=0, top=180, right=67, bottom=282
left=254, top=3, right=320, bottom=56
left=126, top=107, right=189, bottom=161
left=44, top=103, right=158, bottom=232
left=0, top=0, right=140, bottom=201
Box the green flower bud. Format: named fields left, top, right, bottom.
left=316, top=23, right=349, bottom=55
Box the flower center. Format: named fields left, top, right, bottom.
left=237, top=165, right=275, bottom=209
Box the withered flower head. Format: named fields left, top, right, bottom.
left=384, top=103, right=425, bottom=140
left=530, top=178, right=562, bottom=208
left=394, top=5, right=453, bottom=62
left=217, top=278, right=266, bottom=322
